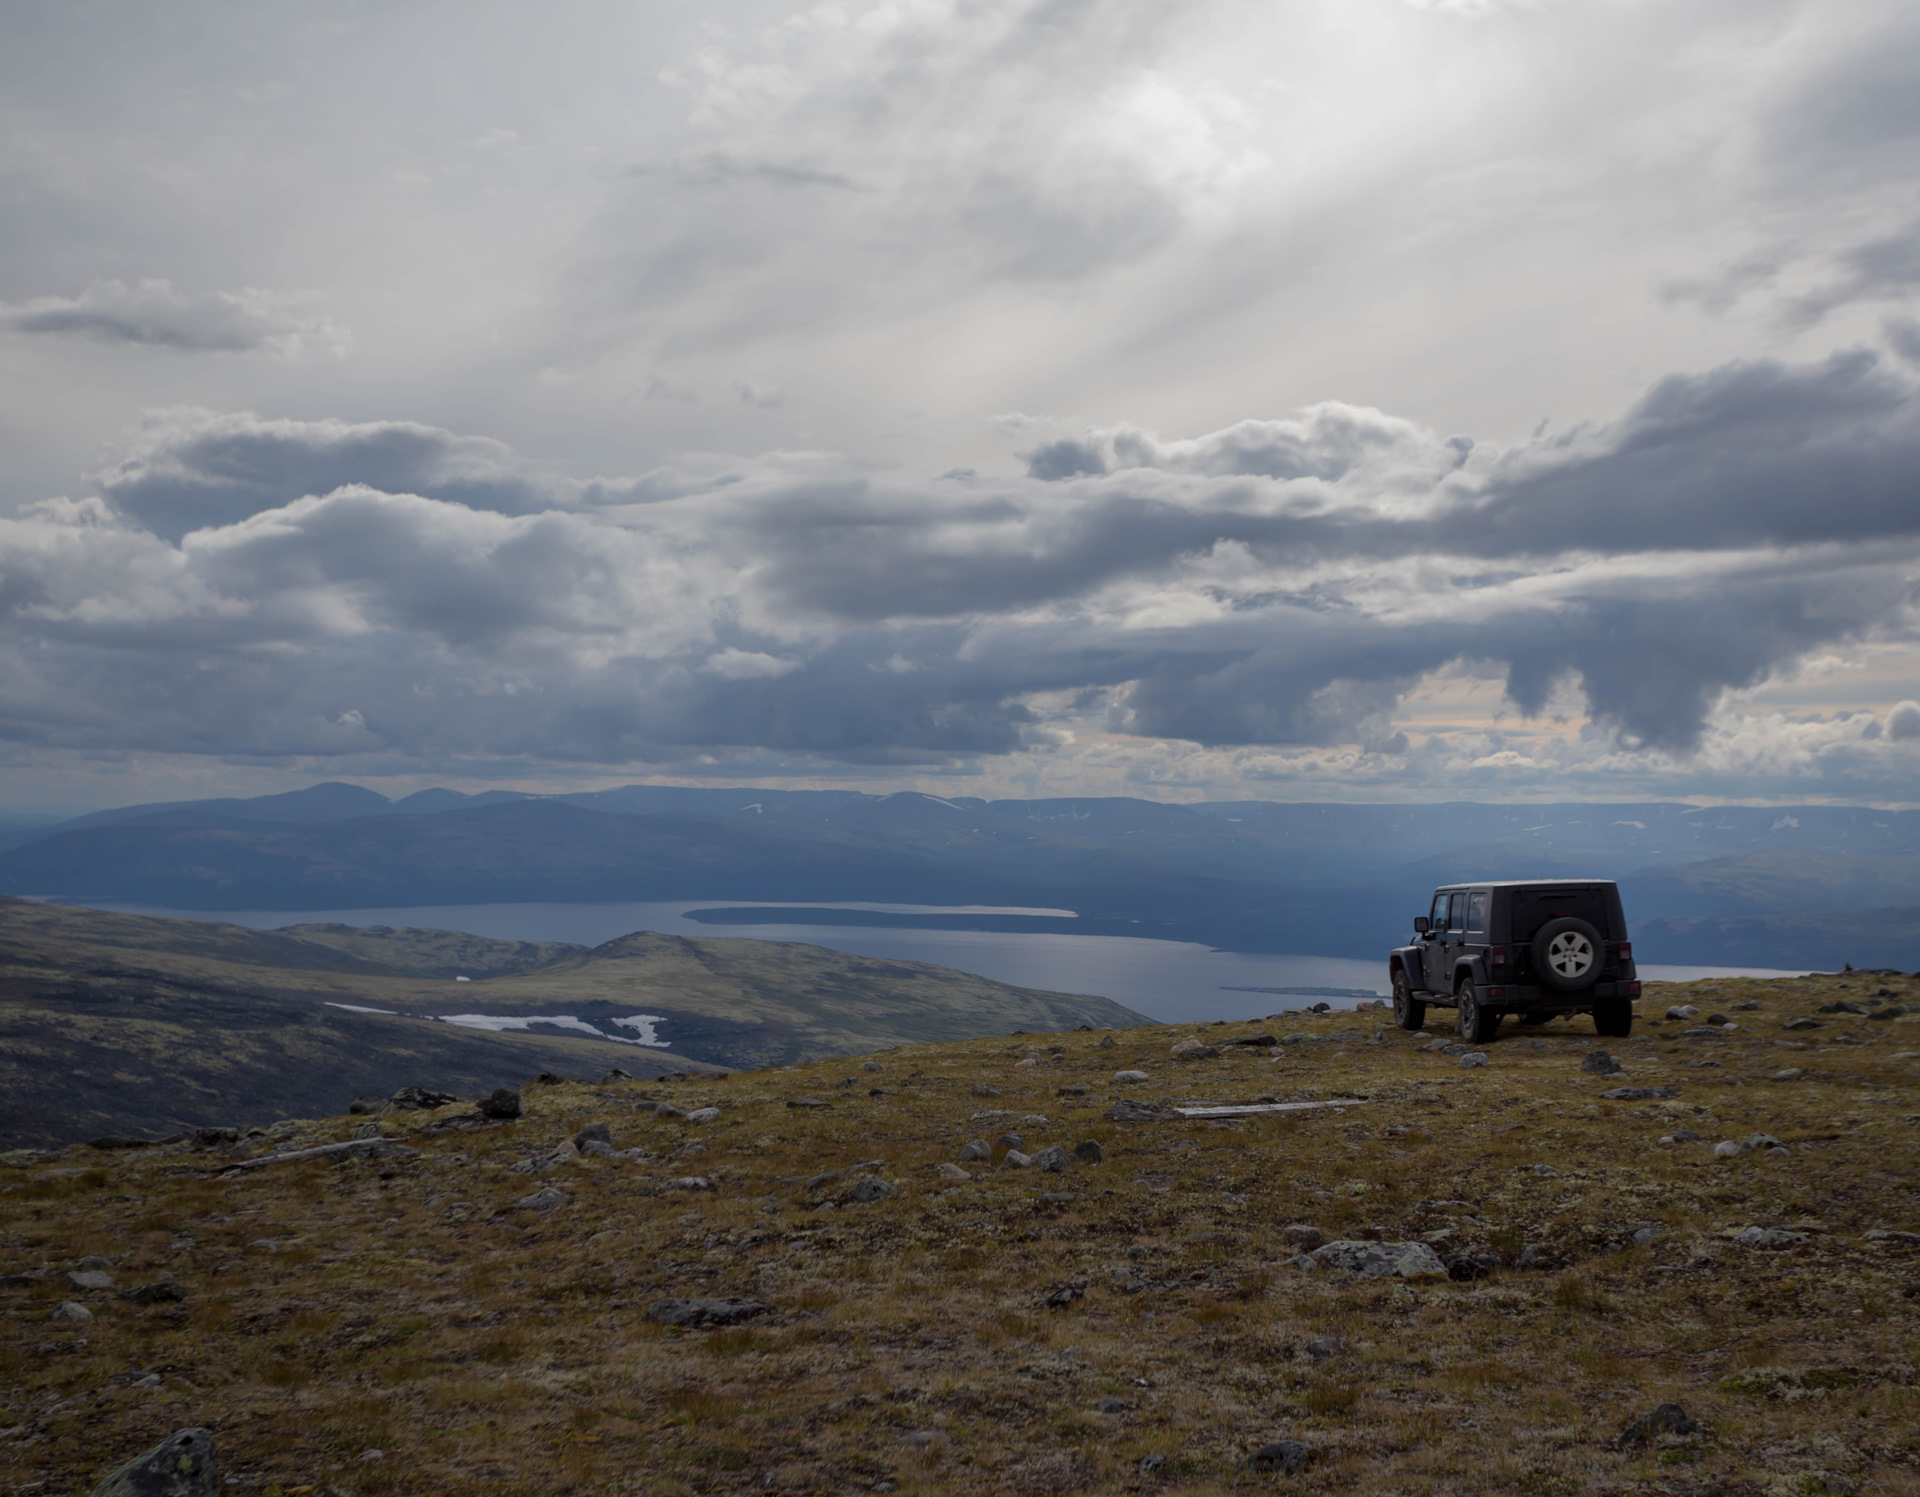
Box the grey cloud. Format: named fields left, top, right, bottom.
left=0, top=279, right=347, bottom=357
left=95, top=410, right=711, bottom=540
left=3, top=349, right=1917, bottom=770
left=1887, top=315, right=1920, bottom=364
left=1890, top=702, right=1920, bottom=741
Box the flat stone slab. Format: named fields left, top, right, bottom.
left=647, top=1296, right=772, bottom=1327
left=1172, top=1100, right=1371, bottom=1119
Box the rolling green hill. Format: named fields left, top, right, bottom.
left=0, top=898, right=1151, bottom=1147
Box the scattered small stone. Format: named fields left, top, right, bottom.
left=51, top=1300, right=93, bottom=1322
left=1713, top=1140, right=1747, bottom=1159
left=1733, top=1226, right=1808, bottom=1248
left=1619, top=1402, right=1700, bottom=1445
left=359, top=1448, right=385, bottom=1462
left=515, top=1186, right=569, bottom=1211
left=934, top=1162, right=971, bottom=1181
left=1305, top=1336, right=1340, bottom=1360
left=579, top=1140, right=615, bottom=1159
left=1097, top=1397, right=1127, bottom=1414
left=1771, top=1068, right=1805, bottom=1081
left=1782, top=1017, right=1821, bottom=1030
left=1056, top=1084, right=1088, bottom=1098
left=1765, top=1146, right=1791, bottom=1160
left=1441, top=1042, right=1470, bottom=1057
left=1819, top=1000, right=1867, bottom=1015
left=958, top=1139, right=990, bottom=1163
left=1170, top=1039, right=1220, bottom=1059
left=663, top=1176, right=713, bottom=1191
left=685, top=1106, right=721, bottom=1124
left=1459, top=1052, right=1489, bottom=1068
left=476, top=1089, right=524, bottom=1120
left=1104, top=1098, right=1179, bottom=1122
left=1581, top=1051, right=1626, bottom=1075
left=574, top=1123, right=611, bottom=1148
left=389, top=1085, right=462, bottom=1110
left=1031, top=1145, right=1070, bottom=1172
left=1600, top=1086, right=1678, bottom=1100
left=88, top=1426, right=218, bottom=1497
left=1073, top=1140, right=1104, bottom=1163
left=786, top=1098, right=828, bottom=1109
left=1531, top=1163, right=1558, bottom=1176
left=1043, top=1283, right=1084, bottom=1308
left=971, top=1084, right=1001, bottom=1097
left=1630, top=1226, right=1664, bottom=1247
left=1672, top=1128, right=1702, bottom=1142
left=997, top=1133, right=1025, bottom=1152
left=1003, top=1150, right=1033, bottom=1169
left=1705, top=1013, right=1732, bottom=1026
left=1099, top=1035, right=1115, bottom=1048
left=1748, top=1132, right=1782, bottom=1149
left=652, top=1103, right=687, bottom=1120
left=1245, top=1440, right=1310, bottom=1474
left=119, top=1281, right=186, bottom=1304
left=863, top=1060, right=882, bottom=1071
left=1113, top=1069, right=1150, bottom=1083
left=602, top=1068, right=632, bottom=1082
left=1665, top=1005, right=1698, bottom=1021
left=850, top=1175, right=896, bottom=1203
left=1282, top=1224, right=1325, bottom=1249
left=648, top=1296, right=772, bottom=1327
left=1732, top=1000, right=1761, bottom=1011
left=67, top=1269, right=115, bottom=1291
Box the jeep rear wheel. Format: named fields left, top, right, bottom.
left=1456, top=982, right=1498, bottom=1044
left=1392, top=969, right=1426, bottom=1031
left=1593, top=999, right=1633, bottom=1038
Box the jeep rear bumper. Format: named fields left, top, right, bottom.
left=1477, top=980, right=1640, bottom=1008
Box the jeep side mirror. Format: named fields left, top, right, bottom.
left=1413, top=916, right=1430, bottom=935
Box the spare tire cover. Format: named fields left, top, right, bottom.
left=1531, top=916, right=1603, bottom=992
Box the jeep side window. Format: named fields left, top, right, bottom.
left=1430, top=893, right=1450, bottom=931
left=1447, top=893, right=1468, bottom=932
left=1467, top=892, right=1488, bottom=931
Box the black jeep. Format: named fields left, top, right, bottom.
left=1388, top=880, right=1640, bottom=1043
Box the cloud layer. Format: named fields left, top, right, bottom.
left=4, top=349, right=1916, bottom=799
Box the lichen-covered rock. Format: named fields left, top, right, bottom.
left=1030, top=1146, right=1069, bottom=1172
left=648, top=1296, right=771, bottom=1327
left=1309, top=1240, right=1448, bottom=1280
left=89, top=1427, right=218, bottom=1497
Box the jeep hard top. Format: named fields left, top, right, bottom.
left=1388, top=879, right=1640, bottom=1043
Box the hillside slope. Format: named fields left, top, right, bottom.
left=0, top=899, right=1150, bottom=1146
left=2, top=973, right=1914, bottom=1496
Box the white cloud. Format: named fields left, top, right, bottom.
left=0, top=280, right=349, bottom=358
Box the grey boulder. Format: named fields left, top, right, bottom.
left=1619, top=1402, right=1700, bottom=1445
left=1245, top=1441, right=1310, bottom=1474
left=850, top=1175, right=896, bottom=1203
left=89, top=1427, right=218, bottom=1497
left=1310, top=1240, right=1449, bottom=1280
left=476, top=1089, right=524, bottom=1120
left=1581, top=1051, right=1626, bottom=1075
left=1030, top=1146, right=1070, bottom=1173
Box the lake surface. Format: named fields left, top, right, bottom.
left=71, top=898, right=1812, bottom=1026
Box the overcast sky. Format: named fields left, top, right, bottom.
left=2, top=0, right=1917, bottom=811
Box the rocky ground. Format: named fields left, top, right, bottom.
left=3, top=971, right=1917, bottom=1496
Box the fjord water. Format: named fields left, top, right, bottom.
left=68, top=898, right=1806, bottom=1025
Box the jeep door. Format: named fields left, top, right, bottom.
left=1439, top=891, right=1470, bottom=992
left=1421, top=890, right=1450, bottom=991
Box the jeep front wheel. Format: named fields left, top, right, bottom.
left=1456, top=982, right=1498, bottom=1044
left=1392, top=969, right=1426, bottom=1031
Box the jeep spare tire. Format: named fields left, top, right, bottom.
left=1531, top=916, right=1603, bottom=992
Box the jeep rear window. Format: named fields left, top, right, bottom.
left=1510, top=887, right=1611, bottom=941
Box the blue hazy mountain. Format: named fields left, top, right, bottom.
left=3, top=785, right=1916, bottom=968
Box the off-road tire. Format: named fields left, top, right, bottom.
left=1593, top=999, right=1633, bottom=1038
left=1456, top=982, right=1498, bottom=1044
left=1392, top=969, right=1426, bottom=1032
left=1531, top=916, right=1605, bottom=993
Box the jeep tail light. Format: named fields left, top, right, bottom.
left=1490, top=946, right=1507, bottom=967
left=1616, top=941, right=1632, bottom=961
left=1628, top=981, right=1641, bottom=996
left=1487, top=986, right=1504, bottom=999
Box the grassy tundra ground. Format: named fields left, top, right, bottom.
left=3, top=972, right=1917, bottom=1496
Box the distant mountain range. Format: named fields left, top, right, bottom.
left=1, top=782, right=1916, bottom=969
